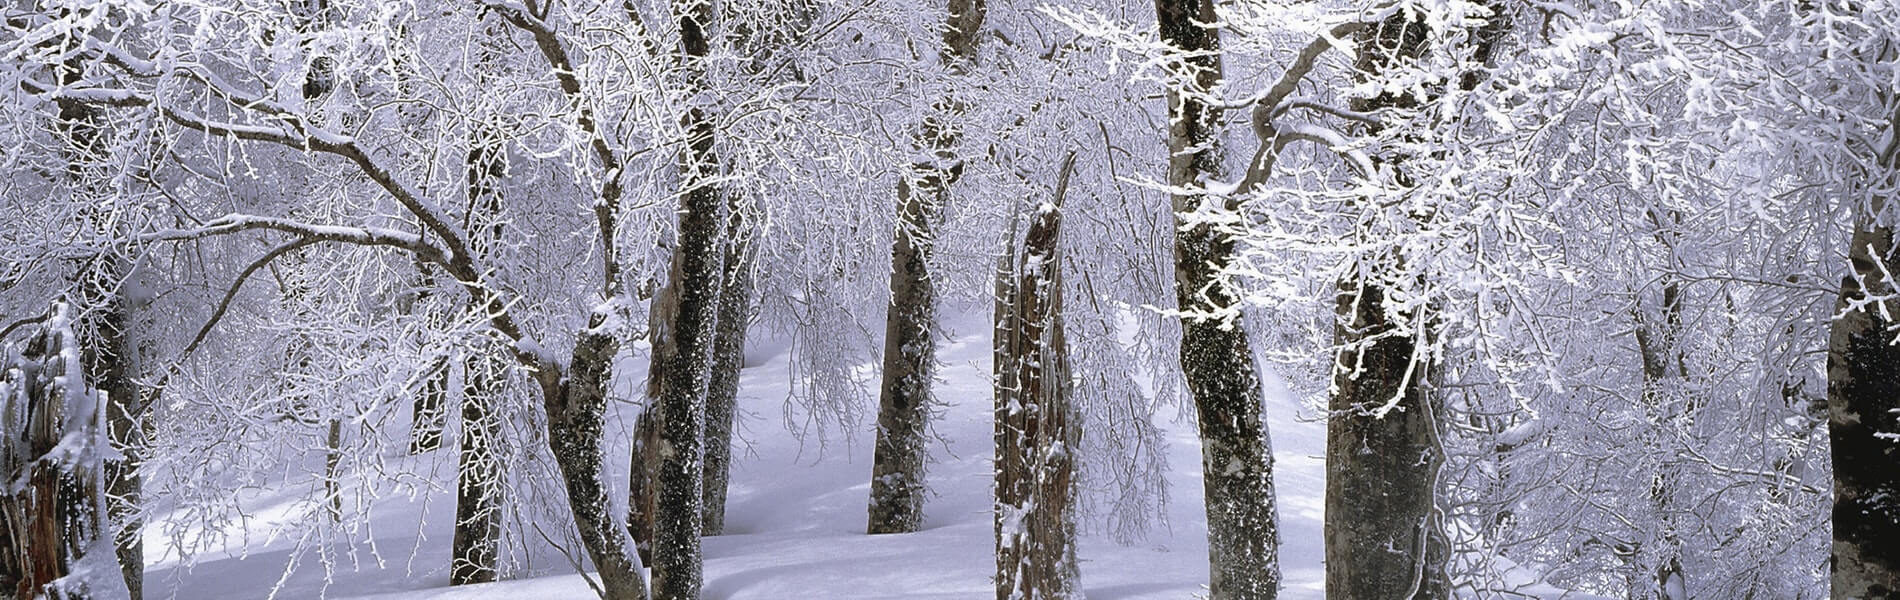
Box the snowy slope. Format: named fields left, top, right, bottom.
left=140, top=315, right=1336, bottom=599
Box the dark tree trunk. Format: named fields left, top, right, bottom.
left=1633, top=227, right=1690, bottom=599
left=867, top=174, right=943, bottom=534
left=1152, top=0, right=1282, bottom=597
left=1325, top=280, right=1448, bottom=599
left=640, top=3, right=730, bottom=597
left=451, top=351, right=503, bottom=586
left=451, top=117, right=509, bottom=586
left=993, top=156, right=1081, bottom=600
left=410, top=356, right=448, bottom=454
left=1827, top=203, right=1900, bottom=598
left=323, top=418, right=344, bottom=522
left=629, top=407, right=660, bottom=564
left=865, top=0, right=986, bottom=536
left=701, top=201, right=757, bottom=536
left=1324, top=12, right=1449, bottom=600
left=59, top=52, right=145, bottom=598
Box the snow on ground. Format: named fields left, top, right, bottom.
left=140, top=311, right=1577, bottom=599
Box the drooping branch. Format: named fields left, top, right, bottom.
left=176, top=237, right=323, bottom=361
left=25, top=73, right=541, bottom=365
left=481, top=0, right=629, bottom=298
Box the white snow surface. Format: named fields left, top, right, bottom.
left=138, top=312, right=1589, bottom=599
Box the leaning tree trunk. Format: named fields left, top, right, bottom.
left=1324, top=12, right=1449, bottom=599
left=993, top=156, right=1081, bottom=600
left=1827, top=195, right=1900, bottom=597
left=1152, top=0, right=1282, bottom=597
left=865, top=0, right=987, bottom=536
left=534, top=330, right=650, bottom=600
left=701, top=199, right=757, bottom=536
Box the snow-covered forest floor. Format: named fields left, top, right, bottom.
left=140, top=312, right=1322, bottom=599
left=134, top=312, right=1598, bottom=599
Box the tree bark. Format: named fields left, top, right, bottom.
left=1324, top=12, right=1448, bottom=600
left=701, top=201, right=757, bottom=536
left=1827, top=199, right=1900, bottom=598
left=866, top=0, right=986, bottom=536
left=1633, top=222, right=1689, bottom=599
left=640, top=3, right=730, bottom=597
left=410, top=355, right=449, bottom=454
left=536, top=331, right=650, bottom=600
left=867, top=173, right=943, bottom=534
left=450, top=111, right=510, bottom=586
left=1, top=306, right=109, bottom=600
left=993, top=155, right=1081, bottom=600
left=1153, top=0, right=1282, bottom=597
left=452, top=350, right=503, bottom=586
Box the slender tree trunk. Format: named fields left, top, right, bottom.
left=452, top=350, right=503, bottom=585
left=323, top=418, right=344, bottom=522
left=866, top=0, right=986, bottom=536
left=450, top=111, right=510, bottom=586
left=993, top=156, right=1081, bottom=600
left=1633, top=223, right=1690, bottom=599
left=701, top=200, right=756, bottom=536
left=629, top=407, right=660, bottom=564
left=1827, top=196, right=1900, bottom=598
left=1324, top=12, right=1448, bottom=599
left=411, top=357, right=449, bottom=453
left=1153, top=0, right=1281, bottom=597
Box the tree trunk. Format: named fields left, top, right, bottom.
left=1, top=305, right=110, bottom=600
left=411, top=358, right=449, bottom=453
left=537, top=330, right=650, bottom=600
left=324, top=418, right=344, bottom=522
left=1827, top=201, right=1900, bottom=598
left=1633, top=226, right=1690, bottom=599
left=701, top=200, right=757, bottom=536
left=1324, top=12, right=1448, bottom=600
left=59, top=53, right=145, bottom=598
left=641, top=3, right=731, bottom=597
left=867, top=174, right=943, bottom=534
left=993, top=155, right=1081, bottom=600
left=866, top=0, right=986, bottom=536
left=451, top=350, right=503, bottom=586
left=450, top=99, right=510, bottom=586
left=1153, top=0, right=1282, bottom=598
left=411, top=344, right=449, bottom=453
